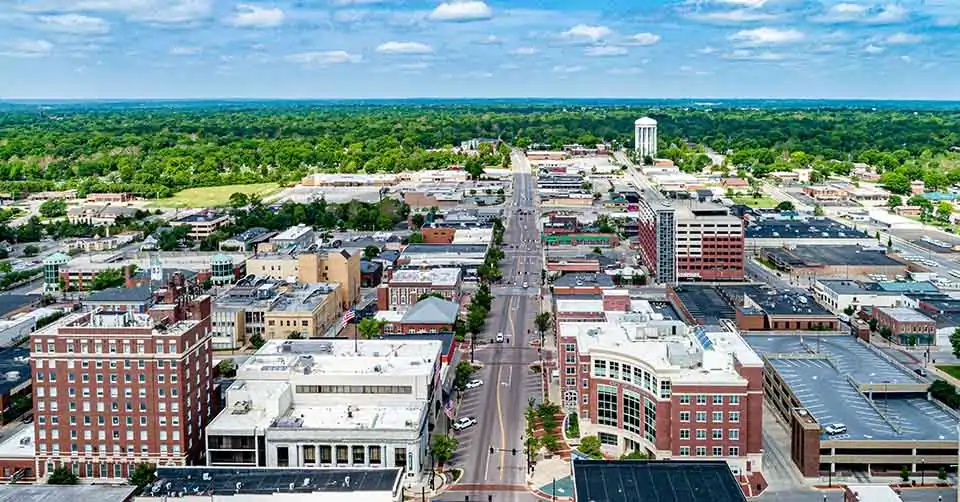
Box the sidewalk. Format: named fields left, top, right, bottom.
left=527, top=457, right=573, bottom=500
left=403, top=469, right=453, bottom=501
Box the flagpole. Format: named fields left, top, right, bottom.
left=354, top=313, right=359, bottom=354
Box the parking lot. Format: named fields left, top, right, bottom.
left=745, top=335, right=959, bottom=441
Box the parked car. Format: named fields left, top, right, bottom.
left=465, top=379, right=483, bottom=389
left=824, top=423, right=847, bottom=435
left=495, top=333, right=505, bottom=343
left=452, top=417, right=478, bottom=431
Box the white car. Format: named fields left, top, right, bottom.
left=824, top=423, right=847, bottom=435
left=495, top=332, right=505, bottom=343
left=452, top=417, right=478, bottom=431
left=522, top=281, right=529, bottom=288
left=465, top=379, right=483, bottom=389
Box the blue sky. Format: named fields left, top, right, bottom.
left=0, top=0, right=958, bottom=99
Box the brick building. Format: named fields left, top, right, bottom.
left=871, top=306, right=936, bottom=346
left=376, top=268, right=462, bottom=311
left=554, top=293, right=764, bottom=479
left=29, top=292, right=214, bottom=480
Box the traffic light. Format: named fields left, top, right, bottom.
left=512, top=448, right=517, bottom=456
left=489, top=446, right=495, bottom=455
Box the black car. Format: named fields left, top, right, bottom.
left=21, top=415, right=33, bottom=424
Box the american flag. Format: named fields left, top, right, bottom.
left=443, top=398, right=455, bottom=419
left=339, top=309, right=356, bottom=330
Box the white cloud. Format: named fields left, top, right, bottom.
left=698, top=46, right=718, bottom=54
left=561, top=24, right=611, bottom=42
left=814, top=2, right=909, bottom=24
left=687, top=9, right=778, bottom=22
left=721, top=49, right=785, bottom=60
left=37, top=14, right=110, bottom=35
left=729, top=27, right=804, bottom=45
left=885, top=32, right=923, bottom=45
left=553, top=65, right=584, bottom=73
left=284, top=50, right=362, bottom=65
left=428, top=1, right=492, bottom=22
left=626, top=32, right=660, bottom=46
left=227, top=4, right=285, bottom=28
left=509, top=47, right=538, bottom=55
left=477, top=35, right=502, bottom=45
left=585, top=45, right=627, bottom=57
left=376, top=41, right=433, bottom=54
left=0, top=39, right=54, bottom=58
left=863, top=44, right=885, bottom=54
left=170, top=46, right=202, bottom=55
left=19, top=0, right=214, bottom=25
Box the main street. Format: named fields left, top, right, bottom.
left=446, top=150, right=543, bottom=502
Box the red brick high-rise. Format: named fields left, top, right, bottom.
left=30, top=290, right=213, bottom=480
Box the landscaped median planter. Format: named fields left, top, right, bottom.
left=563, top=413, right=581, bottom=447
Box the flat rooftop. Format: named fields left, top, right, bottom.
left=765, top=245, right=904, bottom=267
left=278, top=403, right=424, bottom=431
left=142, top=467, right=401, bottom=498
left=0, top=347, right=34, bottom=396
left=401, top=243, right=487, bottom=255
left=0, top=485, right=137, bottom=502
left=388, top=267, right=461, bottom=287
left=875, top=307, right=934, bottom=323
left=721, top=284, right=834, bottom=317
left=274, top=224, right=313, bottom=241
left=573, top=460, right=747, bottom=502
left=237, top=339, right=442, bottom=380
left=744, top=335, right=956, bottom=441
left=746, top=218, right=868, bottom=239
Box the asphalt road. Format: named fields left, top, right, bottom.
left=447, top=151, right=542, bottom=502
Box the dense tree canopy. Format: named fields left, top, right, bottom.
left=1, top=103, right=959, bottom=198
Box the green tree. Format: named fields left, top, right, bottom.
left=950, top=327, right=960, bottom=358
left=249, top=333, right=266, bottom=349
left=358, top=317, right=387, bottom=339
left=431, top=435, right=459, bottom=468
left=453, top=361, right=477, bottom=392
left=775, top=200, right=795, bottom=212
left=621, top=450, right=649, bottom=460
left=929, top=380, right=960, bottom=408
left=128, top=462, right=157, bottom=490
left=228, top=192, right=249, bottom=209
left=407, top=232, right=425, bottom=244
left=868, top=318, right=879, bottom=332
left=900, top=465, right=910, bottom=482
left=937, top=201, right=953, bottom=221
left=362, top=245, right=381, bottom=260
left=813, top=204, right=825, bottom=217
left=418, top=292, right=445, bottom=301
left=287, top=331, right=304, bottom=340
left=534, top=312, right=552, bottom=347
left=38, top=198, right=68, bottom=218
left=22, top=244, right=40, bottom=257
left=578, top=436, right=604, bottom=460
left=47, top=466, right=79, bottom=485
left=939, top=467, right=947, bottom=481
left=887, top=195, right=903, bottom=209
left=843, top=305, right=855, bottom=316
left=217, top=359, right=238, bottom=378
left=410, top=213, right=426, bottom=229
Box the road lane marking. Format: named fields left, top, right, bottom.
left=496, top=295, right=514, bottom=480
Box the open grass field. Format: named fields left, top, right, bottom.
left=732, top=196, right=779, bottom=209
left=147, top=183, right=280, bottom=208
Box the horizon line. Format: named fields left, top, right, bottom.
left=2, top=96, right=960, bottom=103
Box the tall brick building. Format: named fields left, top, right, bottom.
left=30, top=291, right=214, bottom=480
left=554, top=292, right=764, bottom=479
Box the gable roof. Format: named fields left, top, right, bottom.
left=401, top=297, right=459, bottom=324
left=85, top=286, right=154, bottom=304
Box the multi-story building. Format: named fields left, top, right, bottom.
left=555, top=292, right=764, bottom=477
left=172, top=211, right=231, bottom=240
left=637, top=195, right=745, bottom=283
left=211, top=277, right=342, bottom=349
left=204, top=339, right=444, bottom=479
left=246, top=250, right=361, bottom=310
left=871, top=306, right=937, bottom=346
left=29, top=296, right=215, bottom=480
left=271, top=224, right=315, bottom=250
left=376, top=268, right=462, bottom=311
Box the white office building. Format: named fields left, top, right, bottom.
left=634, top=117, right=658, bottom=158
left=205, top=339, right=444, bottom=481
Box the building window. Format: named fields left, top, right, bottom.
left=679, top=447, right=690, bottom=456
left=728, top=447, right=740, bottom=456
left=394, top=448, right=407, bottom=469
left=729, top=395, right=740, bottom=405
left=336, top=446, right=349, bottom=464
left=593, top=360, right=607, bottom=378
left=369, top=446, right=382, bottom=465
left=319, top=446, right=332, bottom=464
left=712, top=429, right=723, bottom=440
left=277, top=447, right=289, bottom=467
left=679, top=429, right=690, bottom=440
left=696, top=394, right=707, bottom=405
left=696, top=429, right=706, bottom=440
left=643, top=397, right=656, bottom=444
left=713, top=395, right=723, bottom=405
left=597, top=385, right=618, bottom=427
left=303, top=446, right=316, bottom=464
left=623, top=391, right=642, bottom=436
left=712, top=446, right=723, bottom=457
left=729, top=429, right=740, bottom=440
left=729, top=411, right=740, bottom=423
left=678, top=395, right=690, bottom=405
left=679, top=411, right=690, bottom=422
left=712, top=411, right=723, bottom=423
left=695, top=411, right=706, bottom=423
left=598, top=432, right=618, bottom=446
left=695, top=446, right=706, bottom=457
left=352, top=446, right=365, bottom=464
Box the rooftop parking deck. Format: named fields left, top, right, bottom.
left=745, top=334, right=958, bottom=441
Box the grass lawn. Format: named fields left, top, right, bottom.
left=732, top=196, right=779, bottom=209
left=147, top=183, right=280, bottom=209
left=936, top=365, right=960, bottom=380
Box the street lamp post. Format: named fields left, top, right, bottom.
left=921, top=458, right=925, bottom=487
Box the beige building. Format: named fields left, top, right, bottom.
left=246, top=249, right=361, bottom=309
left=263, top=284, right=341, bottom=340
